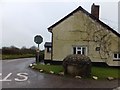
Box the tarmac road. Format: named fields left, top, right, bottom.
left=1, top=58, right=120, bottom=89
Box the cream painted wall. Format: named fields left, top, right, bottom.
left=51, top=11, right=120, bottom=66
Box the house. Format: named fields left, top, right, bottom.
left=44, top=3, right=120, bottom=66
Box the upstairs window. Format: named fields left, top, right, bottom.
left=113, top=53, right=120, bottom=60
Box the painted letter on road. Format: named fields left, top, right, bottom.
left=15, top=73, right=28, bottom=82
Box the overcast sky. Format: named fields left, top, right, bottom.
left=1, top=0, right=119, bottom=50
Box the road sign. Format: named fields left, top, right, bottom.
left=34, top=35, right=43, bottom=44
left=34, top=35, right=43, bottom=63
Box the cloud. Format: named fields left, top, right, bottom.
left=1, top=2, right=118, bottom=49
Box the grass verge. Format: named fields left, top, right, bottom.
left=2, top=54, right=35, bottom=60
left=33, top=64, right=120, bottom=79
left=91, top=66, right=120, bottom=79
left=34, top=64, right=64, bottom=74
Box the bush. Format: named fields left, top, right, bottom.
left=63, top=54, right=92, bottom=77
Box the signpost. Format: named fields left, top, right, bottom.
left=34, top=35, right=43, bottom=63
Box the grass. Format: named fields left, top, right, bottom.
left=2, top=54, right=35, bottom=60
left=33, top=64, right=120, bottom=79
left=91, top=66, right=120, bottom=79
left=34, top=64, right=64, bottom=74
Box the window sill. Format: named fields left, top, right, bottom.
left=113, top=59, right=120, bottom=61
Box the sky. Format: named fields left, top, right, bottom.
left=1, top=0, right=119, bottom=50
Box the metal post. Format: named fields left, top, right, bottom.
left=37, top=44, right=40, bottom=63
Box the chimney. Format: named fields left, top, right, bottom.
left=91, top=3, right=100, bottom=19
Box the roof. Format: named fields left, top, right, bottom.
left=48, top=6, right=120, bottom=38
left=44, top=42, right=52, bottom=47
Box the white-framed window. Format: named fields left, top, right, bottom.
left=73, top=46, right=87, bottom=55
left=113, top=53, right=120, bottom=60
left=47, top=47, right=51, bottom=53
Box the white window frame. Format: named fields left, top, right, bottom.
left=113, top=53, right=120, bottom=60
left=47, top=47, right=51, bottom=53
left=73, top=46, right=87, bottom=55
left=49, top=48, right=51, bottom=52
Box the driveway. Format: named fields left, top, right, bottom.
left=1, top=58, right=119, bottom=89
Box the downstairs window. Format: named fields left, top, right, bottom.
left=113, top=53, right=120, bottom=60
left=73, top=46, right=87, bottom=55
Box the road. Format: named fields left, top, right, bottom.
left=1, top=58, right=120, bottom=89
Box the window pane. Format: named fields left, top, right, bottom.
left=114, top=54, right=117, bottom=58
left=77, top=51, right=81, bottom=54
left=49, top=48, right=51, bottom=52
left=96, top=47, right=100, bottom=51
left=47, top=47, right=49, bottom=52
left=119, top=54, right=120, bottom=58
left=77, top=47, right=81, bottom=50
left=82, top=47, right=85, bottom=55
left=73, top=47, right=76, bottom=54
left=47, top=47, right=51, bottom=52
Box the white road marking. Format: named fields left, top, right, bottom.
left=15, top=73, right=28, bottom=82
left=0, top=73, right=12, bottom=81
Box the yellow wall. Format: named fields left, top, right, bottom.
left=51, top=11, right=120, bottom=66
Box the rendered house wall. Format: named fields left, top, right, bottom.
left=51, top=11, right=120, bottom=66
